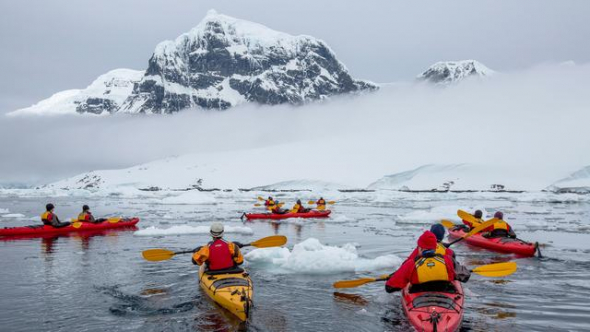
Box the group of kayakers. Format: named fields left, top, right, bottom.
left=263, top=196, right=326, bottom=214
left=385, top=209, right=516, bottom=294
left=41, top=203, right=106, bottom=228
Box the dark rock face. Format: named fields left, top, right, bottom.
left=76, top=98, right=118, bottom=114
left=119, top=11, right=377, bottom=114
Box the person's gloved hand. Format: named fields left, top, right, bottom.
left=193, top=246, right=202, bottom=252
left=233, top=241, right=244, bottom=248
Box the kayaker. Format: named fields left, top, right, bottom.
left=406, top=224, right=455, bottom=261
left=77, top=205, right=106, bottom=223
left=41, top=204, right=71, bottom=228
left=291, top=199, right=311, bottom=213
left=271, top=200, right=288, bottom=214
left=482, top=211, right=516, bottom=238
left=385, top=231, right=470, bottom=293
left=461, top=209, right=483, bottom=230
left=191, top=223, right=244, bottom=271
left=264, top=196, right=275, bottom=207
left=316, top=197, right=326, bottom=210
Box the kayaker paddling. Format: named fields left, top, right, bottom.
left=77, top=205, right=107, bottom=224
left=316, top=197, right=326, bottom=210
left=41, top=204, right=71, bottom=228
left=291, top=199, right=311, bottom=213
left=461, top=209, right=483, bottom=230
left=482, top=211, right=516, bottom=238
left=192, top=223, right=244, bottom=271
left=385, top=231, right=470, bottom=293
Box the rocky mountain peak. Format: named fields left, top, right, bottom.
left=417, top=60, right=494, bottom=85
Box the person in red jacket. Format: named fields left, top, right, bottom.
left=385, top=231, right=469, bottom=293
left=192, top=223, right=244, bottom=271
left=406, top=224, right=455, bottom=261
left=482, top=211, right=516, bottom=238
left=41, top=203, right=71, bottom=228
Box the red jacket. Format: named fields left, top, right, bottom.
left=386, top=251, right=456, bottom=290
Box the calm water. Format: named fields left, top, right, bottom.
left=0, top=192, right=589, bottom=331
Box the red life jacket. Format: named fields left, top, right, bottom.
left=207, top=239, right=234, bottom=271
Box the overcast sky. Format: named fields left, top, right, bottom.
left=1, top=0, right=589, bottom=114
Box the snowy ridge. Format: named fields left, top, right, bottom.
left=9, top=69, right=143, bottom=116
left=368, top=164, right=560, bottom=192
left=546, top=166, right=590, bottom=194
left=417, top=60, right=494, bottom=85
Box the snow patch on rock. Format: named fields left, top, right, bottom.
left=417, top=60, right=494, bottom=85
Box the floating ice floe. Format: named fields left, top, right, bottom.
left=245, top=238, right=402, bottom=274
left=134, top=225, right=253, bottom=236
left=159, top=191, right=217, bottom=205
left=1, top=213, right=26, bottom=218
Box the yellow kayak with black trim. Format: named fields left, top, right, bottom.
left=198, top=265, right=253, bottom=321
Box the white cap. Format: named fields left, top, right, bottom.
left=210, top=223, right=224, bottom=237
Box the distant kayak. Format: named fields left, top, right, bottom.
left=448, top=227, right=537, bottom=257
left=0, top=218, right=140, bottom=237
left=402, top=281, right=464, bottom=332
left=243, top=210, right=331, bottom=220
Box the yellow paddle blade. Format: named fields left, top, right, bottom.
left=465, top=218, right=499, bottom=237
left=307, top=200, right=316, bottom=205
left=108, top=217, right=122, bottom=224
left=250, top=235, right=287, bottom=248
left=254, top=203, right=262, bottom=207
left=440, top=220, right=455, bottom=229
left=257, top=196, right=265, bottom=201
left=72, top=222, right=82, bottom=229
left=457, top=209, right=476, bottom=223
left=142, top=249, right=176, bottom=262
left=333, top=274, right=389, bottom=289
left=472, top=262, right=517, bottom=277
left=328, top=201, right=336, bottom=205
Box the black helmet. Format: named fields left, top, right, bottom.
left=46, top=203, right=54, bottom=211
left=494, top=211, right=504, bottom=220
left=474, top=210, right=483, bottom=218
left=83, top=205, right=90, bottom=211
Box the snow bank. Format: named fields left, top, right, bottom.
left=547, top=166, right=590, bottom=193
left=245, top=238, right=402, bottom=274
left=159, top=191, right=217, bottom=205
left=134, top=225, right=253, bottom=236
left=1, top=213, right=26, bottom=218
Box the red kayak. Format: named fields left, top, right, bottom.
left=448, top=228, right=537, bottom=257
left=243, top=210, right=331, bottom=220
left=0, top=218, right=140, bottom=237
left=402, top=281, right=464, bottom=332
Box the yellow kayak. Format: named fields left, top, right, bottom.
left=198, top=265, right=253, bottom=321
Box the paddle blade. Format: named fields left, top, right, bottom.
left=142, top=249, right=177, bottom=262
left=333, top=274, right=389, bottom=289
left=457, top=210, right=476, bottom=223
left=328, top=201, right=336, bottom=205
left=308, top=201, right=316, bottom=205
left=257, top=196, right=265, bottom=201
left=108, top=217, right=122, bottom=224
left=440, top=220, right=455, bottom=229
left=465, top=218, right=499, bottom=237
left=72, top=222, right=82, bottom=229
left=249, top=235, right=287, bottom=248
left=472, top=262, right=517, bottom=277
left=254, top=203, right=262, bottom=207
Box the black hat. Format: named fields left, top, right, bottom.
left=46, top=203, right=54, bottom=211
left=83, top=205, right=90, bottom=211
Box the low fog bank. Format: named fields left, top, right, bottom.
left=1, top=63, right=589, bottom=187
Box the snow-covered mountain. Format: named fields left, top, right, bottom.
left=546, top=166, right=590, bottom=194
left=10, top=10, right=376, bottom=116
left=9, top=69, right=143, bottom=116
left=368, top=164, right=556, bottom=192
left=417, top=60, right=494, bottom=85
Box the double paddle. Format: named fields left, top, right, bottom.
left=71, top=217, right=123, bottom=229
left=332, top=261, right=518, bottom=289
left=141, top=235, right=287, bottom=262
